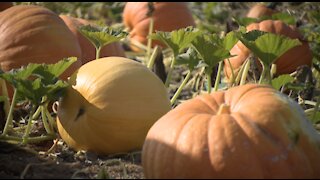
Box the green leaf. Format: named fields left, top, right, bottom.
left=233, top=17, right=257, bottom=27
left=191, top=35, right=231, bottom=69
left=238, top=31, right=302, bottom=65
left=78, top=24, right=128, bottom=49
left=149, top=26, right=201, bottom=56
left=223, top=31, right=239, bottom=51
left=33, top=57, right=77, bottom=85
left=271, top=13, right=296, bottom=25
left=271, top=74, right=294, bottom=90
left=175, top=47, right=201, bottom=70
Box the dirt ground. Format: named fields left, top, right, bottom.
left=0, top=140, right=144, bottom=179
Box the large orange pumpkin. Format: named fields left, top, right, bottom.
left=0, top=5, right=82, bottom=97
left=142, top=83, right=320, bottom=178
left=223, top=20, right=312, bottom=82
left=246, top=3, right=278, bottom=19
left=123, top=2, right=195, bottom=52
left=59, top=15, right=126, bottom=65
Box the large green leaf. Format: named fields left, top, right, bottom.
left=78, top=24, right=128, bottom=49
left=191, top=35, right=231, bottom=68
left=271, top=74, right=294, bottom=90
left=149, top=26, right=201, bottom=56
left=233, top=17, right=257, bottom=27
left=33, top=57, right=77, bottom=85
left=237, top=30, right=302, bottom=65
left=175, top=47, right=201, bottom=70
left=223, top=31, right=239, bottom=51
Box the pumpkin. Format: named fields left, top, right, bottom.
left=0, top=2, right=12, bottom=11
left=123, top=2, right=195, bottom=52
left=59, top=15, right=126, bottom=65
left=142, top=83, right=320, bottom=178
left=223, top=20, right=312, bottom=82
left=246, top=3, right=278, bottom=19
left=57, top=57, right=171, bottom=154
left=0, top=5, right=82, bottom=97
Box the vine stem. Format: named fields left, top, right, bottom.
left=147, top=46, right=160, bottom=70
left=0, top=79, right=10, bottom=118
left=207, top=73, right=212, bottom=94
left=146, top=17, right=154, bottom=64
left=240, top=59, right=251, bottom=85
left=170, top=70, right=192, bottom=105
left=214, top=61, right=223, bottom=92
left=259, top=63, right=272, bottom=85
left=1, top=89, right=18, bottom=135
left=22, top=106, right=37, bottom=144
left=96, top=46, right=101, bottom=60
left=164, top=55, right=177, bottom=88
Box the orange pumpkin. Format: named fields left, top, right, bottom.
left=246, top=3, right=278, bottom=19
left=142, top=83, right=320, bottom=178
left=0, top=2, right=12, bottom=11
left=0, top=5, right=82, bottom=97
left=223, top=20, right=312, bottom=81
left=123, top=2, right=195, bottom=52
left=59, top=15, right=126, bottom=65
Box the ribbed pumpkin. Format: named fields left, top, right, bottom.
left=246, top=3, right=278, bottom=19
left=142, top=83, right=320, bottom=178
left=223, top=20, right=312, bottom=81
left=0, top=5, right=82, bottom=97
left=0, top=2, right=12, bottom=11
left=57, top=57, right=171, bottom=154
left=123, top=2, right=195, bottom=52
left=59, top=15, right=126, bottom=65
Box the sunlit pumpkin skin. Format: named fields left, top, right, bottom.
left=223, top=20, right=312, bottom=82
left=246, top=3, right=278, bottom=19
left=57, top=57, right=171, bottom=154
left=0, top=2, right=13, bottom=11
left=123, top=2, right=195, bottom=52
left=0, top=5, right=82, bottom=79
left=59, top=15, right=126, bottom=65
left=142, top=83, right=320, bottom=178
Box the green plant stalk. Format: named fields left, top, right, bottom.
left=22, top=106, right=37, bottom=144
left=258, top=63, right=272, bottom=84
left=170, top=69, right=193, bottom=105
left=147, top=46, right=159, bottom=70
left=45, top=105, right=56, bottom=130
left=146, top=17, right=154, bottom=63
left=206, top=73, right=212, bottom=94
left=1, top=89, right=18, bottom=135
left=0, top=79, right=10, bottom=119
left=312, top=97, right=320, bottom=122
left=214, top=61, right=223, bottom=92
left=41, top=105, right=52, bottom=135
left=164, top=55, right=177, bottom=88
left=226, top=58, right=235, bottom=86
left=240, top=59, right=251, bottom=85
left=96, top=46, right=102, bottom=60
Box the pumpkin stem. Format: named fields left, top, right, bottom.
left=217, top=104, right=230, bottom=115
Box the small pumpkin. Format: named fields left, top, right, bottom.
left=246, top=3, right=278, bottom=19
left=0, top=5, right=82, bottom=97
left=142, top=83, right=320, bottom=178
left=57, top=57, right=171, bottom=154
left=223, top=20, right=312, bottom=81
left=59, top=15, right=126, bottom=65
left=123, top=2, right=195, bottom=52
left=0, top=2, right=12, bottom=11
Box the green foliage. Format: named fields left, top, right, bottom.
left=149, top=27, right=201, bottom=56
left=271, top=74, right=294, bottom=90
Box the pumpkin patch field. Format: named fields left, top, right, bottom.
left=1, top=2, right=320, bottom=179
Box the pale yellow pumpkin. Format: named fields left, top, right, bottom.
left=57, top=57, right=171, bottom=154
